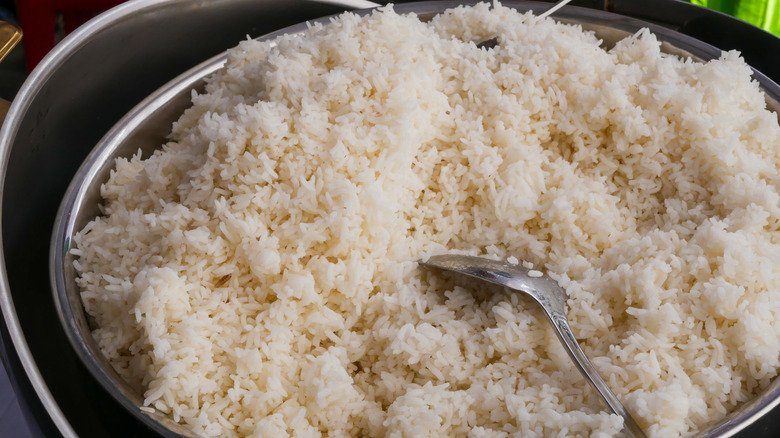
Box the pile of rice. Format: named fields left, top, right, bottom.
left=72, top=2, right=780, bottom=437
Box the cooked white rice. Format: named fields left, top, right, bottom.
left=72, top=2, right=780, bottom=437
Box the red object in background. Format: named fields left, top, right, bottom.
left=15, top=0, right=125, bottom=71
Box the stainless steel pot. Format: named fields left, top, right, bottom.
left=3, top=0, right=780, bottom=436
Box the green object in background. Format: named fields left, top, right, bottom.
left=691, top=0, right=780, bottom=35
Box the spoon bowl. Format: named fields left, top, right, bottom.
left=420, top=254, right=647, bottom=438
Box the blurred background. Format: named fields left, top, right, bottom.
left=0, top=0, right=779, bottom=437
left=692, top=0, right=780, bottom=35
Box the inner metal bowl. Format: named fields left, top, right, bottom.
left=50, top=1, right=780, bottom=437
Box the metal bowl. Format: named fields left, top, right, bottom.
left=4, top=0, right=780, bottom=436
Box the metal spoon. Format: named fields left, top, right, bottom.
left=419, top=254, right=647, bottom=438
left=538, top=0, right=573, bottom=19
left=476, top=0, right=573, bottom=50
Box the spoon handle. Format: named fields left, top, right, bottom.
left=546, top=310, right=647, bottom=438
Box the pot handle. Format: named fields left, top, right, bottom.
left=0, top=21, right=22, bottom=127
